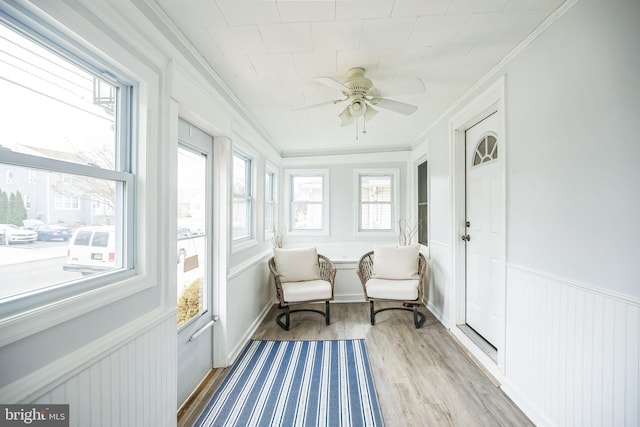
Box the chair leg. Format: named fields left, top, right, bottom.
left=369, top=301, right=375, bottom=325
left=276, top=306, right=291, bottom=330
left=413, top=304, right=426, bottom=329
left=276, top=304, right=331, bottom=330
left=325, top=301, right=330, bottom=325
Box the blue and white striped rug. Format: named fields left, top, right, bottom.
left=194, top=339, right=384, bottom=427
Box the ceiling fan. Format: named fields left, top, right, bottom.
left=296, top=67, right=425, bottom=132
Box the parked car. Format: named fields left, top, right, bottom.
left=32, top=224, right=73, bottom=241
left=0, top=224, right=37, bottom=244
left=63, top=226, right=116, bottom=275
left=22, top=219, right=45, bottom=229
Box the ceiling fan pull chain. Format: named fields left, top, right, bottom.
left=355, top=117, right=359, bottom=140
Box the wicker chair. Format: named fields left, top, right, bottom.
left=357, top=250, right=426, bottom=328
left=268, top=253, right=336, bottom=330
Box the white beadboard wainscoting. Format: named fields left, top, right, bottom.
left=13, top=310, right=177, bottom=426
left=425, top=240, right=452, bottom=326
left=503, top=265, right=639, bottom=427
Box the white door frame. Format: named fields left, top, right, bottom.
left=449, top=76, right=506, bottom=381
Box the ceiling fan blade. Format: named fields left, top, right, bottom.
left=314, top=76, right=349, bottom=93
left=293, top=98, right=346, bottom=112
left=338, top=106, right=354, bottom=127
left=371, top=97, right=418, bottom=116
left=376, top=78, right=426, bottom=97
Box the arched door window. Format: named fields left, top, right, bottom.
left=472, top=133, right=498, bottom=166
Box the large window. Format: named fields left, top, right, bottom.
left=288, top=171, right=328, bottom=232
left=232, top=151, right=252, bottom=240
left=0, top=18, right=134, bottom=307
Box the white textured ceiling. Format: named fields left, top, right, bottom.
left=154, top=0, right=565, bottom=156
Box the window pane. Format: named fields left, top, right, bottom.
left=232, top=198, right=249, bottom=239
left=418, top=205, right=428, bottom=245
left=0, top=23, right=117, bottom=170
left=0, top=164, right=123, bottom=299
left=361, top=204, right=391, bottom=230
left=177, top=146, right=207, bottom=328
left=292, top=202, right=322, bottom=230
left=232, top=152, right=252, bottom=240
left=265, top=203, right=274, bottom=233
left=360, top=175, right=391, bottom=202
left=233, top=155, right=247, bottom=195
left=418, top=160, right=428, bottom=245
left=265, top=172, right=273, bottom=201
left=292, top=176, right=322, bottom=202
left=418, top=162, right=427, bottom=203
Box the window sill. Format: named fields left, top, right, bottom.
left=287, top=229, right=330, bottom=237
left=232, top=237, right=258, bottom=254
left=0, top=272, right=154, bottom=347
left=353, top=230, right=398, bottom=238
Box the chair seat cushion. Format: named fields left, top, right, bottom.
left=282, top=279, right=332, bottom=303
left=366, top=278, right=419, bottom=301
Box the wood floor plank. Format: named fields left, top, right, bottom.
left=179, top=302, right=533, bottom=427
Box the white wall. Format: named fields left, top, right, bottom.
left=423, top=0, right=640, bottom=425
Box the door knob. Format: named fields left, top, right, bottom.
left=461, top=234, right=470, bottom=241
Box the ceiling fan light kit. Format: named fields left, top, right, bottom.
left=298, top=67, right=423, bottom=140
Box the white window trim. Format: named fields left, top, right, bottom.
left=285, top=168, right=330, bottom=236
left=231, top=148, right=256, bottom=252
left=353, top=168, right=399, bottom=237
left=0, top=5, right=157, bottom=347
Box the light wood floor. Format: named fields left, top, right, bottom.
left=179, top=302, right=533, bottom=427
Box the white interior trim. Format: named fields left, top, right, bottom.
left=449, top=76, right=507, bottom=375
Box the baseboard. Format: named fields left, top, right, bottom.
left=225, top=300, right=273, bottom=366
left=501, top=378, right=552, bottom=427
left=425, top=298, right=449, bottom=326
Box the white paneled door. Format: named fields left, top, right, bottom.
left=464, top=112, right=502, bottom=347
left=177, top=119, right=214, bottom=406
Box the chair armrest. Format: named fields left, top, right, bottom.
left=318, top=254, right=337, bottom=286
left=357, top=251, right=375, bottom=285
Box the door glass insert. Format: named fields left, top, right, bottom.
left=472, top=133, right=498, bottom=166
left=177, top=147, right=207, bottom=328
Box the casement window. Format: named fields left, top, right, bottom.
left=0, top=16, right=135, bottom=314
left=286, top=169, right=329, bottom=234
left=265, top=169, right=276, bottom=238
left=356, top=169, right=398, bottom=233
left=232, top=151, right=252, bottom=240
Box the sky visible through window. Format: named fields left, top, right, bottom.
left=0, top=23, right=116, bottom=167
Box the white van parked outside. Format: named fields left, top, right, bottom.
left=63, top=226, right=116, bottom=276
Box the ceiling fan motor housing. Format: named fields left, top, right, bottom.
left=344, top=68, right=373, bottom=117
left=344, top=67, right=373, bottom=95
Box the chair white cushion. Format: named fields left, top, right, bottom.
left=282, top=280, right=332, bottom=303
left=274, top=247, right=321, bottom=282
left=373, top=244, right=420, bottom=279
left=366, top=278, right=419, bottom=301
